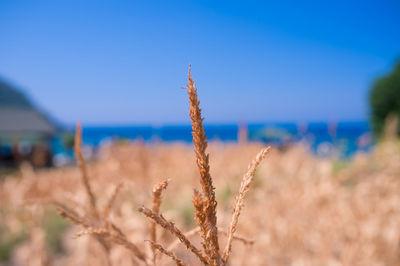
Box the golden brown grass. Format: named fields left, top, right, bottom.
left=60, top=125, right=149, bottom=265
left=222, top=147, right=270, bottom=263
left=74, top=122, right=98, bottom=219
left=2, top=136, right=400, bottom=265
left=43, top=66, right=268, bottom=266
left=150, top=179, right=169, bottom=265
left=139, top=206, right=209, bottom=265
left=146, top=240, right=185, bottom=266
left=1, top=68, right=400, bottom=265
left=186, top=65, right=221, bottom=265
left=136, top=66, right=268, bottom=265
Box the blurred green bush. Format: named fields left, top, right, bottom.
left=369, top=60, right=400, bottom=138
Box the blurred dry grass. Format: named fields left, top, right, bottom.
left=0, top=138, right=399, bottom=265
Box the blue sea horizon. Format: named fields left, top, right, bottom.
left=54, top=121, right=372, bottom=159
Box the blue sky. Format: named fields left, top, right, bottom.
left=0, top=0, right=399, bottom=125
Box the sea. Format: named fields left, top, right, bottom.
left=53, top=121, right=372, bottom=162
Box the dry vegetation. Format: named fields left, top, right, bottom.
left=1, top=69, right=400, bottom=265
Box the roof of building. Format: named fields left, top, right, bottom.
left=0, top=79, right=34, bottom=108
left=0, top=79, right=59, bottom=137
left=0, top=108, right=58, bottom=135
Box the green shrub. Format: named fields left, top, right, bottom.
left=369, top=60, right=400, bottom=138
left=42, top=210, right=69, bottom=254
left=0, top=227, right=27, bottom=262
left=62, top=132, right=75, bottom=150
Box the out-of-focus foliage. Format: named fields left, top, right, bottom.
left=61, top=132, right=75, bottom=150
left=369, top=60, right=400, bottom=138
left=0, top=226, right=27, bottom=262
left=42, top=210, right=69, bottom=255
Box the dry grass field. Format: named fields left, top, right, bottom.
left=1, top=70, right=400, bottom=265
left=1, top=138, right=400, bottom=266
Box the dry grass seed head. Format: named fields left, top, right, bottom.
left=186, top=65, right=220, bottom=265
left=193, top=189, right=214, bottom=264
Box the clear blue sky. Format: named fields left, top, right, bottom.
left=0, top=0, right=399, bottom=125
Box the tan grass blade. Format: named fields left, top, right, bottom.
left=167, top=227, right=201, bottom=251
left=138, top=206, right=209, bottom=265
left=146, top=240, right=186, bottom=266
left=222, top=147, right=270, bottom=264
left=74, top=226, right=148, bottom=265
left=27, top=198, right=82, bottom=219
left=57, top=208, right=91, bottom=228
left=150, top=179, right=169, bottom=265
left=167, top=227, right=254, bottom=252
left=102, top=182, right=123, bottom=218
left=75, top=122, right=98, bottom=218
